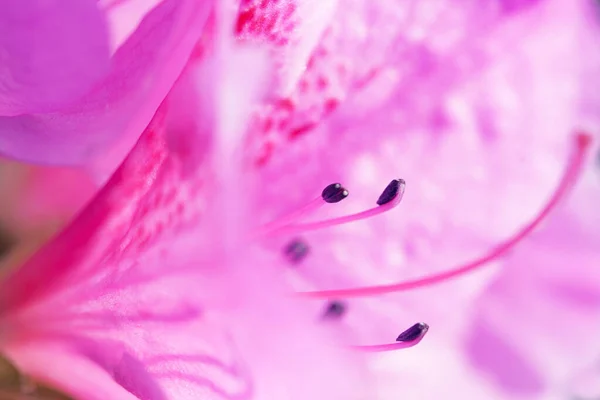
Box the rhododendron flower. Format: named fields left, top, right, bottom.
left=0, top=0, right=599, bottom=399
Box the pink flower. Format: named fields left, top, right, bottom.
left=0, top=0, right=599, bottom=399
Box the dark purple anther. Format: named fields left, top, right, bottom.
left=376, top=179, right=405, bottom=206
left=284, top=238, right=310, bottom=264
left=323, top=301, right=346, bottom=319
left=396, top=322, right=429, bottom=342
left=321, top=183, right=349, bottom=203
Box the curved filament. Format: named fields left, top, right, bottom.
left=302, top=133, right=592, bottom=299
left=278, top=180, right=405, bottom=235
left=351, top=322, right=429, bottom=352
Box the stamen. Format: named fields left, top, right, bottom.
left=284, top=238, right=310, bottom=264
left=301, top=132, right=592, bottom=298
left=322, top=183, right=349, bottom=203
left=350, top=322, right=429, bottom=352
left=254, top=183, right=348, bottom=237
left=322, top=300, right=346, bottom=319
left=377, top=179, right=405, bottom=206
left=275, top=179, right=406, bottom=235
left=396, top=322, right=429, bottom=342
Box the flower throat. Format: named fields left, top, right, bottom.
left=258, top=132, right=592, bottom=352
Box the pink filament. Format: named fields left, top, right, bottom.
left=350, top=324, right=428, bottom=352
left=274, top=182, right=405, bottom=235
left=301, top=132, right=592, bottom=299
left=350, top=340, right=422, bottom=353
left=253, top=195, right=327, bottom=237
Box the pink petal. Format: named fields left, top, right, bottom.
left=243, top=0, right=509, bottom=165
left=235, top=2, right=599, bottom=394
left=0, top=0, right=212, bottom=172
left=245, top=0, right=595, bottom=304
left=100, top=0, right=164, bottom=52
left=0, top=0, right=110, bottom=117
left=0, top=108, right=172, bottom=312
left=235, top=0, right=338, bottom=94
left=465, top=319, right=545, bottom=395
left=465, top=167, right=600, bottom=395
left=2, top=341, right=140, bottom=400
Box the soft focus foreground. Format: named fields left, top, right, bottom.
left=0, top=0, right=599, bottom=399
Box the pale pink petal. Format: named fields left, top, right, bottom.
left=0, top=0, right=110, bottom=116
left=2, top=341, right=140, bottom=400
left=245, top=0, right=594, bottom=309
left=243, top=0, right=514, bottom=166
left=231, top=2, right=599, bottom=396
left=465, top=165, right=600, bottom=396
left=100, top=0, right=164, bottom=53
left=0, top=0, right=212, bottom=172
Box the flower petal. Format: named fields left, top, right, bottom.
left=2, top=341, right=139, bottom=400
left=246, top=0, right=595, bottom=303
left=0, top=0, right=212, bottom=172
left=235, top=0, right=338, bottom=94
left=0, top=0, right=110, bottom=117
left=465, top=168, right=600, bottom=395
